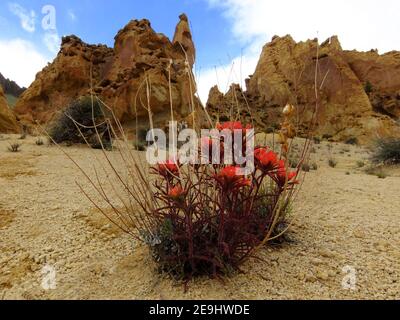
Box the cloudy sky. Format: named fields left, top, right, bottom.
left=0, top=0, right=399, bottom=103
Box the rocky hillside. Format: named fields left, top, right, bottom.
left=207, top=35, right=400, bottom=143
left=0, top=85, right=19, bottom=133
left=0, top=73, right=26, bottom=98
left=14, top=14, right=203, bottom=135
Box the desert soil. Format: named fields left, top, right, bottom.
left=0, top=134, right=399, bottom=300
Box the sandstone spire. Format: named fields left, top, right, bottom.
left=173, top=13, right=196, bottom=67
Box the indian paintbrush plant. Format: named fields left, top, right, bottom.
left=142, top=122, right=299, bottom=280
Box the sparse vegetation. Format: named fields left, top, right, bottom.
left=371, top=138, right=400, bottom=164
left=8, top=142, right=21, bottom=152
left=301, top=163, right=310, bottom=172
left=18, top=133, right=27, bottom=140
left=35, top=138, right=44, bottom=146
left=365, top=165, right=389, bottom=179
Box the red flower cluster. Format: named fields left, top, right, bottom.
left=254, top=147, right=298, bottom=187
left=156, top=159, right=180, bottom=177
left=214, top=166, right=251, bottom=190
left=254, top=147, right=279, bottom=172
left=168, top=185, right=186, bottom=200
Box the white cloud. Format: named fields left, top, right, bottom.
left=199, top=0, right=400, bottom=103
left=196, top=55, right=259, bottom=104
left=0, top=39, right=50, bottom=88
left=9, top=2, right=36, bottom=33
left=43, top=31, right=61, bottom=54
left=68, top=9, right=77, bottom=21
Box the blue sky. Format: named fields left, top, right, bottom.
left=1, top=0, right=400, bottom=102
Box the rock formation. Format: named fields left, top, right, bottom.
left=207, top=35, right=400, bottom=143
left=0, top=85, right=19, bottom=133
left=14, top=15, right=202, bottom=136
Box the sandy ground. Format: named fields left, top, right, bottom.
left=0, top=134, right=399, bottom=300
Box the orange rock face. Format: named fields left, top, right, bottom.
left=0, top=85, right=19, bottom=133
left=207, top=35, right=400, bottom=143
left=14, top=15, right=201, bottom=134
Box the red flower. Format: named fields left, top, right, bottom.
left=168, top=185, right=186, bottom=200
left=254, top=147, right=279, bottom=172
left=156, top=159, right=179, bottom=177
left=215, top=166, right=251, bottom=189
left=272, top=160, right=298, bottom=187
left=216, top=121, right=252, bottom=131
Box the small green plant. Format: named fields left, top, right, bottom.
left=8, top=142, right=21, bottom=152
left=313, top=136, right=321, bottom=144
left=311, top=162, right=318, bottom=170
left=35, top=138, right=44, bottom=146
left=328, top=158, right=337, bottom=168
left=364, top=81, right=373, bottom=95
left=18, top=133, right=27, bottom=140
left=301, top=163, right=311, bottom=172
left=356, top=160, right=365, bottom=168
left=377, top=171, right=388, bottom=179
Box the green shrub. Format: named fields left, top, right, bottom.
left=356, top=160, right=365, bottom=168
left=364, top=81, right=373, bottom=94
left=328, top=158, right=337, bottom=168
left=35, top=138, right=44, bottom=146
left=313, top=136, right=321, bottom=144
left=371, top=138, right=400, bottom=164
left=311, top=162, right=318, bottom=170
left=49, top=96, right=112, bottom=149
left=8, top=142, right=21, bottom=152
